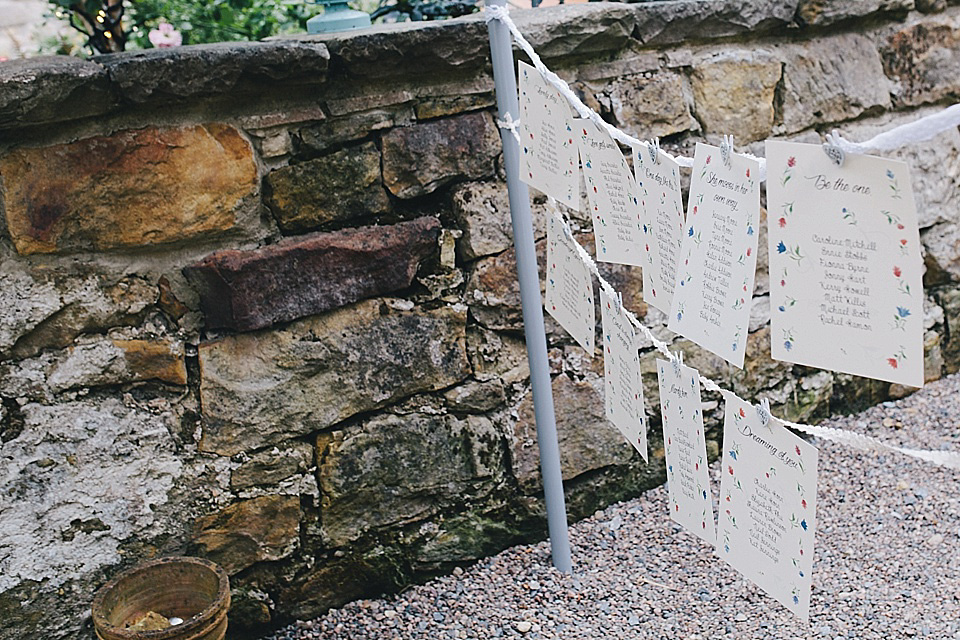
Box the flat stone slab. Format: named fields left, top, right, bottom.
left=183, top=217, right=441, bottom=332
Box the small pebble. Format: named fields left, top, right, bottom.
left=255, top=374, right=960, bottom=640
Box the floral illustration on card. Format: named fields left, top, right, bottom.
left=882, top=210, right=905, bottom=230
left=893, top=265, right=912, bottom=295
left=782, top=328, right=795, bottom=352
left=781, top=156, right=796, bottom=186
left=892, top=306, right=911, bottom=331
left=776, top=241, right=805, bottom=263
left=886, top=169, right=902, bottom=199
left=840, top=207, right=857, bottom=226
left=777, top=297, right=797, bottom=313
left=887, top=346, right=907, bottom=369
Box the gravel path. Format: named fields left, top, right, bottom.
left=264, top=374, right=960, bottom=640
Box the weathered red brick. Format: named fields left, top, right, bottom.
left=183, top=217, right=440, bottom=332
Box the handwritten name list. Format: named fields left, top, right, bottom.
left=517, top=61, right=579, bottom=209
left=718, top=392, right=818, bottom=621
left=657, top=359, right=714, bottom=545
left=766, top=140, right=924, bottom=387
left=635, top=145, right=685, bottom=315
left=668, top=143, right=760, bottom=368
left=577, top=119, right=644, bottom=266
left=601, top=289, right=648, bottom=460
left=545, top=209, right=595, bottom=355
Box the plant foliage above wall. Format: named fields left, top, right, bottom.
left=48, top=0, right=313, bottom=53
left=47, top=0, right=481, bottom=55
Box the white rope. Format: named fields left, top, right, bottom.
left=548, top=198, right=960, bottom=470
left=486, top=5, right=960, bottom=176
left=829, top=103, right=960, bottom=155
left=496, top=112, right=522, bottom=144
left=485, top=4, right=763, bottom=179
left=489, top=5, right=960, bottom=471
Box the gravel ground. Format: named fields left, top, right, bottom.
left=264, top=374, right=960, bottom=640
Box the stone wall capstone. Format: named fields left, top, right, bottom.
left=2, top=2, right=960, bottom=638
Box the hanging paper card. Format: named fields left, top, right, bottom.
left=656, top=358, right=714, bottom=545
left=766, top=140, right=924, bottom=387
left=667, top=143, right=760, bottom=368
left=600, top=288, right=647, bottom=460
left=717, top=392, right=817, bottom=621
left=518, top=61, right=579, bottom=210
left=634, top=145, right=685, bottom=315
left=545, top=209, right=595, bottom=355
left=576, top=119, right=644, bottom=266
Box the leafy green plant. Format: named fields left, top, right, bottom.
left=370, top=0, right=478, bottom=21
left=127, top=0, right=312, bottom=48
left=48, top=0, right=312, bottom=54
left=49, top=1, right=127, bottom=53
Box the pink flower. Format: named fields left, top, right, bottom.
left=746, top=247, right=752, bottom=257
left=802, top=499, right=807, bottom=509
left=728, top=466, right=734, bottom=475
left=746, top=168, right=751, bottom=178
left=900, top=239, right=908, bottom=246
left=787, top=156, right=796, bottom=168
left=888, top=358, right=899, bottom=369
left=778, top=217, right=787, bottom=228
left=149, top=22, right=182, bottom=48
left=738, top=408, right=746, bottom=418
left=795, top=445, right=801, bottom=456
left=706, top=155, right=712, bottom=164
left=893, top=266, right=902, bottom=277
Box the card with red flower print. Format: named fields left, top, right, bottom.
left=601, top=288, right=647, bottom=460
left=576, top=118, right=645, bottom=266
left=545, top=209, right=595, bottom=355
left=517, top=61, right=579, bottom=210
left=766, top=140, right=924, bottom=387
left=633, top=145, right=685, bottom=316
left=657, top=359, right=714, bottom=545
left=717, top=392, right=818, bottom=621
left=667, top=142, right=761, bottom=368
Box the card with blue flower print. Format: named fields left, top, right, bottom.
left=717, top=391, right=818, bottom=621
left=576, top=119, right=645, bottom=266
left=633, top=145, right=685, bottom=316
left=656, top=359, right=714, bottom=545
left=545, top=209, right=595, bottom=355
left=667, top=143, right=761, bottom=369
left=517, top=61, right=579, bottom=210
left=765, top=140, right=924, bottom=387
left=600, top=288, right=647, bottom=460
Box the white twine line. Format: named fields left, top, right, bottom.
left=546, top=198, right=960, bottom=471
left=486, top=5, right=960, bottom=174
left=496, top=112, right=522, bottom=144
left=491, top=5, right=960, bottom=470
left=828, top=103, right=960, bottom=156
left=486, top=4, right=763, bottom=179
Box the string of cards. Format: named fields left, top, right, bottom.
left=519, top=58, right=928, bottom=620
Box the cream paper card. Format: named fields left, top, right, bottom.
left=600, top=288, right=648, bottom=460
left=634, top=145, right=685, bottom=315
left=657, top=359, right=714, bottom=545
left=545, top=210, right=595, bottom=355
left=518, top=61, right=579, bottom=210
left=717, top=392, right=818, bottom=621
left=766, top=140, right=924, bottom=387
left=576, top=119, right=644, bottom=266
left=667, top=143, right=760, bottom=368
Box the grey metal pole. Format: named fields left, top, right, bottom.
left=485, top=0, right=573, bottom=574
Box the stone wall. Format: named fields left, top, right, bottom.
left=2, top=1, right=960, bottom=637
